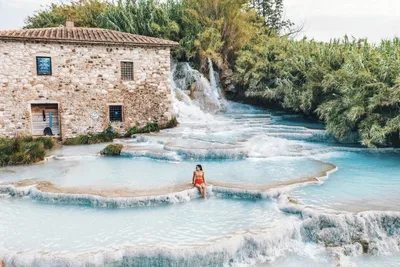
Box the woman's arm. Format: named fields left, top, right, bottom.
left=192, top=171, right=196, bottom=185
left=203, top=172, right=206, bottom=185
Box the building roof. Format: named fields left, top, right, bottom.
left=0, top=26, right=179, bottom=47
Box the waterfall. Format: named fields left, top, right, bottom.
left=170, top=60, right=227, bottom=122
left=170, top=62, right=215, bottom=123
left=208, top=58, right=228, bottom=111
left=207, top=58, right=221, bottom=106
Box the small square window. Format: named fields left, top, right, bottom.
left=109, top=105, right=123, bottom=122
left=36, top=56, right=52, bottom=75
left=121, top=61, right=133, bottom=81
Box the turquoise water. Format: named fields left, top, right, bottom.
left=0, top=96, right=399, bottom=266
left=291, top=151, right=400, bottom=211
left=0, top=197, right=289, bottom=253
left=0, top=157, right=328, bottom=189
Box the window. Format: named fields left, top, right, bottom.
left=36, top=56, right=52, bottom=75
left=109, top=105, right=123, bottom=122
left=121, top=61, right=133, bottom=80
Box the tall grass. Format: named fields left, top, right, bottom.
left=125, top=118, right=178, bottom=137
left=100, top=144, right=123, bottom=156
left=63, top=126, right=120, bottom=145
left=0, top=137, right=55, bottom=166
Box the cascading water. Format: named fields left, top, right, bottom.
left=0, top=60, right=400, bottom=266
left=208, top=58, right=229, bottom=111
left=170, top=62, right=214, bottom=123
left=171, top=60, right=227, bottom=119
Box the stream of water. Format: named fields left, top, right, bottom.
left=0, top=61, right=399, bottom=266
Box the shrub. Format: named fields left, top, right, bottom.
left=100, top=144, right=123, bottom=156
left=24, top=142, right=46, bottom=161
left=12, top=138, right=22, bottom=153
left=0, top=136, right=53, bottom=166
left=141, top=122, right=160, bottom=133
left=161, top=117, right=179, bottom=129
left=9, top=152, right=28, bottom=165
left=125, top=122, right=159, bottom=137
left=64, top=135, right=90, bottom=145
left=125, top=126, right=140, bottom=136
left=0, top=154, right=9, bottom=166
left=21, top=136, right=34, bottom=142
left=35, top=137, right=55, bottom=149
left=124, top=119, right=178, bottom=137
left=63, top=127, right=119, bottom=145
left=0, top=139, right=14, bottom=156
left=88, top=132, right=115, bottom=144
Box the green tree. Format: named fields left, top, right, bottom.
left=24, top=0, right=107, bottom=29
left=184, top=0, right=261, bottom=87
left=249, top=0, right=294, bottom=35
left=99, top=0, right=190, bottom=58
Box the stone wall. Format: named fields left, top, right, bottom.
left=0, top=40, right=175, bottom=139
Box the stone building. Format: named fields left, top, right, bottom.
left=0, top=21, right=178, bottom=140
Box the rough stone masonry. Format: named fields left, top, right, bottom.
left=0, top=23, right=178, bottom=140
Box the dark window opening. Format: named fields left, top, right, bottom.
left=121, top=61, right=133, bottom=80
left=36, top=56, right=52, bottom=75
left=109, top=105, right=123, bottom=122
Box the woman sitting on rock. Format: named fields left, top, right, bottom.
left=192, top=164, right=207, bottom=199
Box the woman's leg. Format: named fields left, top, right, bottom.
left=201, top=184, right=207, bottom=199
left=195, top=184, right=204, bottom=197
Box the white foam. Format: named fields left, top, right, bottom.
left=280, top=201, right=400, bottom=256
left=0, top=184, right=205, bottom=207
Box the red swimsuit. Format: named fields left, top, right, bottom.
left=194, top=171, right=204, bottom=185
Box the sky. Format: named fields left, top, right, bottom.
left=284, top=0, right=400, bottom=42
left=0, top=0, right=399, bottom=42
left=0, top=0, right=55, bottom=30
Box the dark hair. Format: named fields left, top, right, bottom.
left=196, top=164, right=203, bottom=171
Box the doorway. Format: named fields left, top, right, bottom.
left=31, top=103, right=60, bottom=136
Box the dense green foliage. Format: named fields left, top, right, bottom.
left=63, top=126, right=120, bottom=145
left=99, top=0, right=189, bottom=58
left=125, top=118, right=178, bottom=137
left=0, top=137, right=55, bottom=166
left=100, top=144, right=123, bottom=156
left=25, top=0, right=106, bottom=28
left=125, top=122, right=160, bottom=137
left=235, top=37, right=400, bottom=147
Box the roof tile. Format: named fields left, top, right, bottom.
left=0, top=27, right=178, bottom=47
